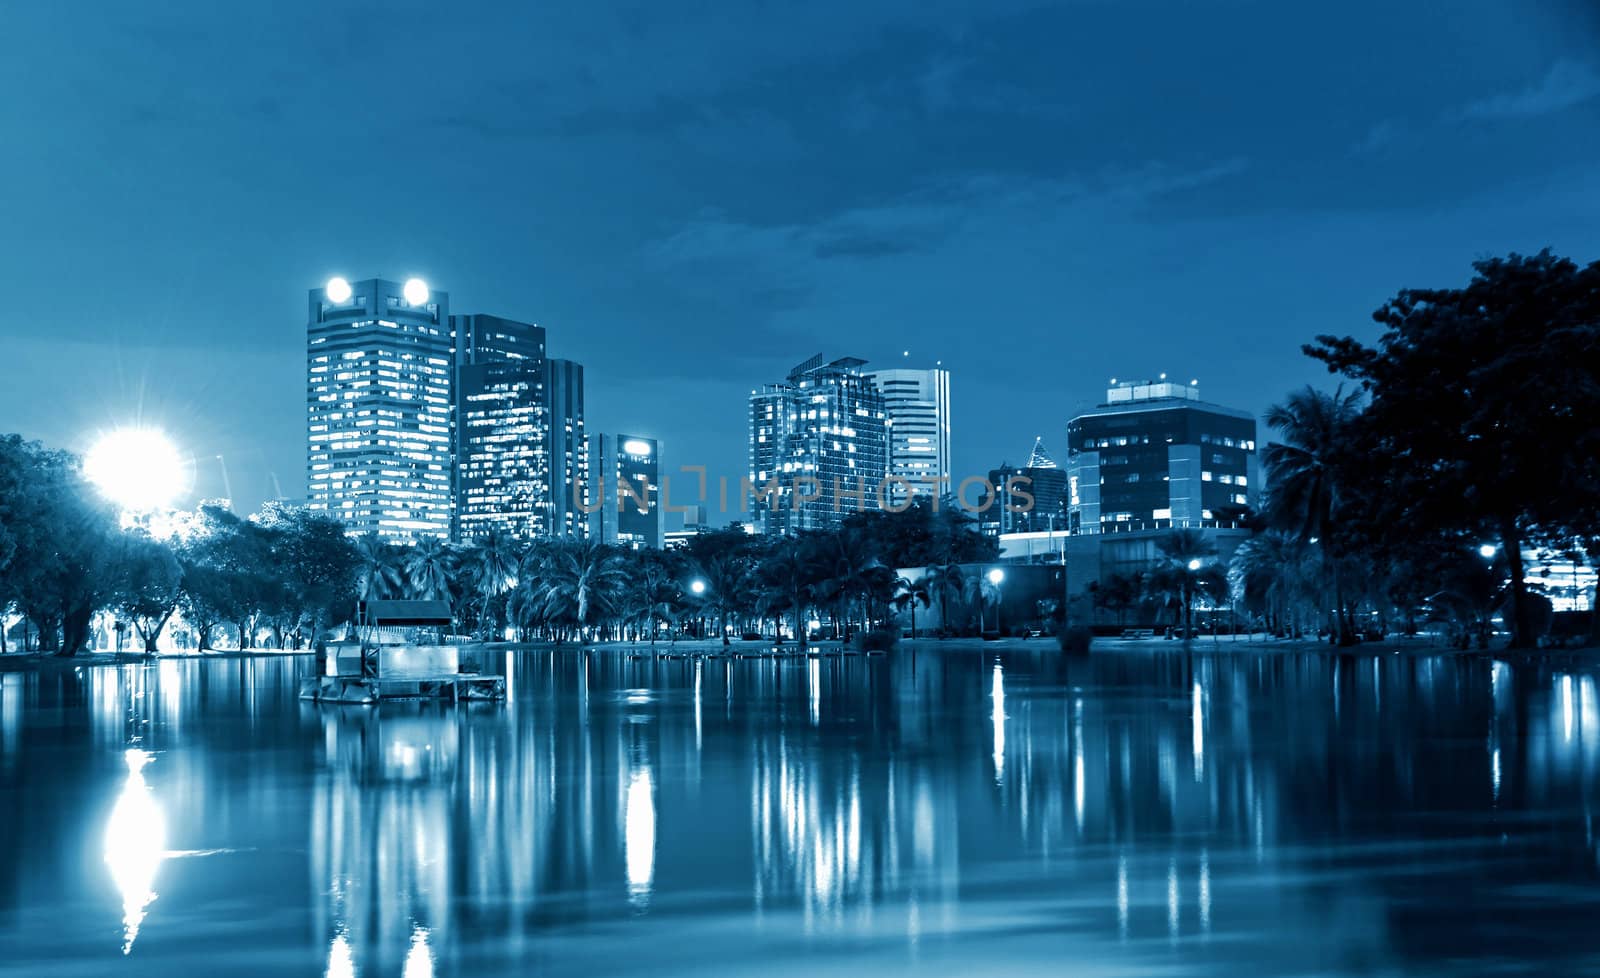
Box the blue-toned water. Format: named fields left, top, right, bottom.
left=2, top=647, right=1598, bottom=976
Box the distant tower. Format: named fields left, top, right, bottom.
left=861, top=365, right=952, bottom=508
left=451, top=314, right=549, bottom=541
left=748, top=355, right=889, bottom=533
left=587, top=433, right=662, bottom=549
left=306, top=277, right=452, bottom=541
left=547, top=358, right=589, bottom=538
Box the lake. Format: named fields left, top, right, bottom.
left=2, top=645, right=1599, bottom=976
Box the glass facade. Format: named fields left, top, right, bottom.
left=547, top=358, right=589, bottom=539
left=588, top=433, right=662, bottom=549
left=452, top=315, right=549, bottom=541
left=748, top=355, right=889, bottom=534
left=306, top=278, right=452, bottom=541
left=862, top=366, right=951, bottom=508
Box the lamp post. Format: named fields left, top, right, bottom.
left=689, top=579, right=707, bottom=641
left=988, top=568, right=1005, bottom=635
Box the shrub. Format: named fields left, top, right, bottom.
left=854, top=627, right=899, bottom=652
left=1056, top=623, right=1093, bottom=655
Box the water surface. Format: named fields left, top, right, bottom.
left=3, top=646, right=1599, bottom=976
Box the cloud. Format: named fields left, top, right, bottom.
left=1457, top=61, right=1600, bottom=121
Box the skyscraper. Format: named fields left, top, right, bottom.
left=587, top=433, right=662, bottom=549
left=546, top=358, right=588, bottom=538
left=1065, top=377, right=1257, bottom=531
left=861, top=365, right=951, bottom=507
left=306, top=277, right=452, bottom=541
left=451, top=314, right=549, bottom=541
left=748, top=355, right=889, bottom=534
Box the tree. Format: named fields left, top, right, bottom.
left=0, top=437, right=119, bottom=654
left=1308, top=251, right=1600, bottom=648
left=1261, top=385, right=1364, bottom=644
left=353, top=532, right=403, bottom=604
left=109, top=534, right=183, bottom=653
left=1154, top=529, right=1217, bottom=643
left=406, top=535, right=457, bottom=603
left=891, top=575, right=930, bottom=638
left=533, top=540, right=629, bottom=639
left=460, top=529, right=521, bottom=639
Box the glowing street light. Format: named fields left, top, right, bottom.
left=987, top=568, right=1005, bottom=585
left=690, top=579, right=706, bottom=595
left=1188, top=558, right=1202, bottom=571
left=986, top=568, right=1005, bottom=634
left=85, top=427, right=190, bottom=513
left=1479, top=543, right=1498, bottom=560
left=325, top=276, right=352, bottom=304
left=403, top=278, right=430, bottom=306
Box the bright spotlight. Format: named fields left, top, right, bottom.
left=403, top=278, right=430, bottom=305
left=1479, top=544, right=1497, bottom=559
left=987, top=568, right=1005, bottom=585
left=325, top=277, right=352, bottom=304
left=85, top=427, right=189, bottom=512
left=690, top=579, right=707, bottom=595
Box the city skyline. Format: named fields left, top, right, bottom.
left=5, top=2, right=1597, bottom=514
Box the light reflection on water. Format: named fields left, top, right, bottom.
left=1, top=650, right=1600, bottom=974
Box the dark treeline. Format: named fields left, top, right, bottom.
left=0, top=445, right=998, bottom=654
left=1226, top=250, right=1600, bottom=649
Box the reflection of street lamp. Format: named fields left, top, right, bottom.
left=988, top=568, right=1005, bottom=634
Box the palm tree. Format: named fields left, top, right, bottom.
left=354, top=532, right=402, bottom=604
left=461, top=528, right=521, bottom=640
left=405, top=535, right=456, bottom=603
left=1155, top=529, right=1217, bottom=643
left=759, top=536, right=816, bottom=648
left=698, top=552, right=752, bottom=646
left=1231, top=531, right=1318, bottom=636
left=1263, top=385, right=1363, bottom=644
left=891, top=575, right=931, bottom=638
left=534, top=540, right=629, bottom=639
left=623, top=559, right=680, bottom=646
left=925, top=561, right=969, bottom=637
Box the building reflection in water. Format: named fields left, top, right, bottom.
left=28, top=647, right=1600, bottom=973
left=313, top=707, right=454, bottom=977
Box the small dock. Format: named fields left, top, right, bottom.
left=299, top=600, right=506, bottom=705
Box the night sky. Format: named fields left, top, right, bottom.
left=4, top=1, right=1598, bottom=516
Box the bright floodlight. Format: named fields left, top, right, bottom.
left=1188, top=558, right=1202, bottom=571
left=325, top=276, right=352, bottom=304
left=403, top=278, right=430, bottom=305
left=690, top=579, right=707, bottom=595
left=85, top=427, right=187, bottom=512
left=987, top=568, right=1005, bottom=585
left=1479, top=543, right=1497, bottom=559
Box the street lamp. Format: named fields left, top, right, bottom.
left=1479, top=543, right=1498, bottom=560
left=987, top=568, right=1005, bottom=634
left=690, top=579, right=706, bottom=595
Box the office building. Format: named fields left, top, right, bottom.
left=306, top=277, right=452, bottom=541
left=1065, top=377, right=1257, bottom=531
left=748, top=355, right=889, bottom=534
left=861, top=365, right=951, bottom=507
left=451, top=314, right=549, bottom=541
left=587, top=433, right=662, bottom=549
left=547, top=358, right=589, bottom=538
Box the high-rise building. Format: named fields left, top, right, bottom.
left=306, top=277, right=452, bottom=541
left=451, top=314, right=549, bottom=541
left=587, top=433, right=662, bottom=549
left=748, top=355, right=889, bottom=534
left=546, top=358, right=589, bottom=538
left=861, top=365, right=951, bottom=507
left=1065, top=377, right=1257, bottom=531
